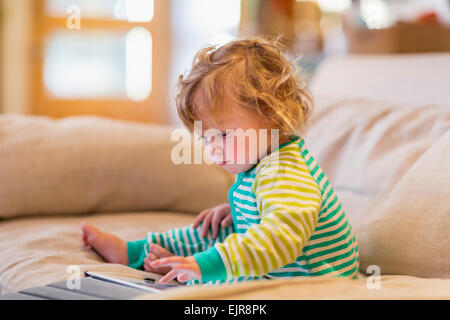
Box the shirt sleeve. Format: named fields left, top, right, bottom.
left=194, top=155, right=322, bottom=281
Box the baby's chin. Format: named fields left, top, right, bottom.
left=220, top=163, right=256, bottom=175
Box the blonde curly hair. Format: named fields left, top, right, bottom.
left=175, top=37, right=314, bottom=137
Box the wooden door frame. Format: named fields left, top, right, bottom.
left=31, top=0, right=172, bottom=124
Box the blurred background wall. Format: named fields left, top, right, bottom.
left=0, top=0, right=449, bottom=126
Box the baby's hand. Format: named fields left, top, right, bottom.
left=193, top=202, right=232, bottom=239
left=150, top=256, right=201, bottom=284
left=143, top=244, right=174, bottom=275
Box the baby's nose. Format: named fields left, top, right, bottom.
left=207, top=145, right=224, bottom=162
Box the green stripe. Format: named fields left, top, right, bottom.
left=306, top=238, right=355, bottom=261
left=315, top=209, right=345, bottom=232
left=304, top=223, right=351, bottom=252
left=309, top=219, right=348, bottom=241
left=311, top=251, right=359, bottom=276
left=309, top=246, right=356, bottom=270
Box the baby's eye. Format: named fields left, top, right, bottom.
left=222, top=131, right=233, bottom=139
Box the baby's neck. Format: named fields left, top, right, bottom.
left=265, top=134, right=294, bottom=156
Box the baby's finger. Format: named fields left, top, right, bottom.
left=201, top=213, right=213, bottom=238
left=177, top=272, right=190, bottom=283
left=221, top=215, right=233, bottom=227
left=149, top=244, right=173, bottom=258
left=159, top=269, right=178, bottom=284
left=193, top=210, right=210, bottom=228
left=211, top=215, right=222, bottom=239
left=150, top=256, right=186, bottom=268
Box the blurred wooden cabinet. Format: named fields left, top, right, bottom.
left=31, top=0, right=172, bottom=124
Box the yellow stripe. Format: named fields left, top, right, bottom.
left=262, top=201, right=320, bottom=213
left=260, top=225, right=288, bottom=266
left=242, top=238, right=262, bottom=276
left=273, top=211, right=306, bottom=250
left=233, top=234, right=250, bottom=275
left=257, top=177, right=319, bottom=191
left=228, top=235, right=240, bottom=276
left=247, top=228, right=272, bottom=274
left=263, top=217, right=297, bottom=261
left=258, top=162, right=311, bottom=176
left=260, top=192, right=320, bottom=202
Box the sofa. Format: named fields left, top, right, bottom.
left=0, top=53, right=449, bottom=299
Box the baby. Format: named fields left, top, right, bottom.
left=81, top=38, right=360, bottom=285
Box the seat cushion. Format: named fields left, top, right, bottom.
left=0, top=211, right=196, bottom=294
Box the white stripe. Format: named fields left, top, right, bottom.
left=234, top=201, right=259, bottom=211
left=264, top=214, right=304, bottom=259
left=256, top=178, right=320, bottom=195
left=216, top=244, right=234, bottom=280
left=242, top=177, right=255, bottom=183
left=257, top=170, right=316, bottom=182
left=264, top=222, right=292, bottom=265
left=317, top=202, right=342, bottom=227
left=308, top=239, right=356, bottom=264
left=261, top=202, right=320, bottom=218
left=314, top=210, right=346, bottom=236
left=306, top=227, right=354, bottom=256
left=242, top=230, right=269, bottom=274
left=306, top=221, right=350, bottom=247
left=257, top=187, right=321, bottom=204
left=181, top=228, right=192, bottom=256
left=236, top=210, right=261, bottom=221
left=239, top=238, right=257, bottom=276
left=261, top=196, right=321, bottom=208
left=189, top=226, right=203, bottom=252
left=233, top=192, right=257, bottom=203
left=236, top=185, right=252, bottom=193
left=278, top=208, right=315, bottom=245
left=173, top=228, right=185, bottom=256
left=313, top=166, right=322, bottom=180
left=258, top=160, right=310, bottom=175
left=270, top=264, right=310, bottom=274
left=311, top=249, right=358, bottom=273
left=229, top=235, right=245, bottom=276
left=320, top=186, right=335, bottom=211
left=253, top=225, right=284, bottom=270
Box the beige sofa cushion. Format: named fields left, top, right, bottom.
left=0, top=114, right=234, bottom=219
left=0, top=211, right=197, bottom=294
left=305, top=97, right=450, bottom=278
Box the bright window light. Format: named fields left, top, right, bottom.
left=360, top=0, right=394, bottom=29
left=189, top=0, right=241, bottom=33
left=126, top=0, right=154, bottom=22
left=126, top=27, right=152, bottom=101
left=297, top=0, right=351, bottom=12
left=114, top=0, right=154, bottom=22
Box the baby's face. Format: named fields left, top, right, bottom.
left=195, top=107, right=282, bottom=174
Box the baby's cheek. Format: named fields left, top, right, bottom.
left=223, top=137, right=236, bottom=164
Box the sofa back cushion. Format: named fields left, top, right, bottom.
left=305, top=97, right=450, bottom=278
left=0, top=115, right=234, bottom=219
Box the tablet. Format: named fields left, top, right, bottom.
left=84, top=271, right=185, bottom=293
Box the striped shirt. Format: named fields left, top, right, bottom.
left=193, top=135, right=360, bottom=282
left=127, top=135, right=359, bottom=285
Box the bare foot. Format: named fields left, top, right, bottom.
left=81, top=222, right=128, bottom=265
left=143, top=244, right=174, bottom=275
